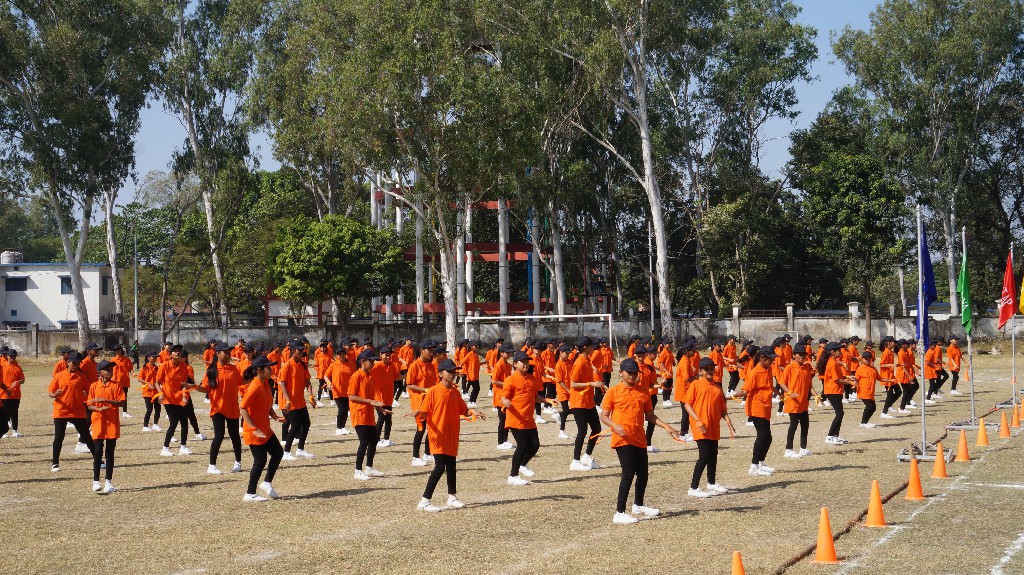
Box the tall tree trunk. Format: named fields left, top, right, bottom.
left=549, top=200, right=566, bottom=316
left=201, top=186, right=230, bottom=328
left=942, top=203, right=959, bottom=314
left=47, top=175, right=93, bottom=346
left=863, top=277, right=872, bottom=341
left=103, top=189, right=125, bottom=322
left=433, top=196, right=458, bottom=350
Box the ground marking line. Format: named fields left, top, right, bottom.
left=991, top=532, right=1024, bottom=575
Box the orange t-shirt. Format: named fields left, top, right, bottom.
left=111, top=355, right=133, bottom=388
left=80, top=355, right=99, bottom=384
left=657, top=348, right=675, bottom=380
left=202, top=348, right=215, bottom=367
left=708, top=349, right=725, bottom=383
left=684, top=377, right=726, bottom=440
left=822, top=357, right=846, bottom=395
left=554, top=358, right=572, bottom=402
left=138, top=364, right=158, bottom=397
left=601, top=381, right=653, bottom=449
left=158, top=350, right=170, bottom=364
left=923, top=347, right=940, bottom=380
left=420, top=384, right=469, bottom=457
left=742, top=364, right=773, bottom=419
left=855, top=364, right=879, bottom=399
left=88, top=380, right=125, bottom=439
left=49, top=369, right=89, bottom=419
left=674, top=356, right=695, bottom=402
left=569, top=354, right=597, bottom=409
left=200, top=363, right=242, bottom=419
left=157, top=361, right=191, bottom=406
left=314, top=347, right=333, bottom=379
left=590, top=349, right=607, bottom=374
left=484, top=348, right=498, bottom=374
left=723, top=343, right=738, bottom=372
left=503, top=371, right=541, bottom=429
left=600, top=347, right=614, bottom=374
left=240, top=380, right=273, bottom=445
left=463, top=351, right=481, bottom=381
left=2, top=363, right=25, bottom=400
left=491, top=359, right=511, bottom=408
left=407, top=358, right=438, bottom=412
left=540, top=349, right=556, bottom=383
left=327, top=358, right=353, bottom=398
left=781, top=361, right=812, bottom=413
left=947, top=345, right=962, bottom=371
left=52, top=358, right=68, bottom=378
left=347, top=369, right=377, bottom=427
left=371, top=361, right=398, bottom=406
left=278, top=359, right=309, bottom=410
left=879, top=348, right=895, bottom=384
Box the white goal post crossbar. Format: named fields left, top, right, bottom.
left=463, top=314, right=614, bottom=351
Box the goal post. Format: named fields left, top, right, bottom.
left=463, top=313, right=615, bottom=353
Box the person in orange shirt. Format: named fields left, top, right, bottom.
left=568, top=336, right=606, bottom=471
left=554, top=344, right=573, bottom=440
left=501, top=351, right=546, bottom=485
left=723, top=335, right=740, bottom=394
left=87, top=360, right=126, bottom=493
left=179, top=349, right=206, bottom=440
left=349, top=349, right=391, bottom=480
left=925, top=339, right=947, bottom=401
left=817, top=343, right=856, bottom=445
left=540, top=340, right=558, bottom=419
left=157, top=341, right=172, bottom=364
left=48, top=351, right=96, bottom=472
left=158, top=345, right=198, bottom=456
left=373, top=346, right=400, bottom=447
left=946, top=336, right=963, bottom=395
left=231, top=339, right=246, bottom=362
left=599, top=358, right=680, bottom=524
left=491, top=344, right=514, bottom=450
left=855, top=351, right=892, bottom=429
left=781, top=347, right=815, bottom=458
left=202, top=339, right=216, bottom=368
left=52, top=346, right=72, bottom=377
left=139, top=353, right=162, bottom=431
left=80, top=343, right=100, bottom=386
left=633, top=345, right=666, bottom=453
left=876, top=337, right=900, bottom=418
left=266, top=343, right=283, bottom=379
left=325, top=351, right=354, bottom=435
left=598, top=337, right=615, bottom=390
left=110, top=345, right=134, bottom=419
left=393, top=337, right=415, bottom=403
left=197, top=342, right=244, bottom=474
left=657, top=339, right=675, bottom=408
left=1, top=349, right=25, bottom=438
left=674, top=342, right=697, bottom=438
left=407, top=341, right=439, bottom=465
left=684, top=358, right=734, bottom=498
left=279, top=340, right=315, bottom=460
left=896, top=339, right=918, bottom=412
left=313, top=340, right=334, bottom=404
left=626, top=335, right=640, bottom=359
left=240, top=356, right=287, bottom=501
left=412, top=358, right=486, bottom=511
left=734, top=347, right=777, bottom=476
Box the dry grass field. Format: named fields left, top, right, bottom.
left=2, top=353, right=1023, bottom=575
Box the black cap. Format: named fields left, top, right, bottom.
left=783, top=334, right=792, bottom=340
left=512, top=350, right=531, bottom=364
left=826, top=342, right=842, bottom=351
left=85, top=342, right=100, bottom=351
left=243, top=343, right=255, bottom=353
left=437, top=358, right=458, bottom=372
left=792, top=347, right=807, bottom=355
left=758, top=346, right=778, bottom=359
left=619, top=358, right=640, bottom=373
left=59, top=346, right=72, bottom=354
left=379, top=345, right=393, bottom=354
left=557, top=344, right=572, bottom=354
left=864, top=340, right=874, bottom=347
left=207, top=339, right=217, bottom=344
left=214, top=342, right=231, bottom=353
left=357, top=349, right=380, bottom=363
left=576, top=336, right=594, bottom=348
left=68, top=351, right=84, bottom=363
left=698, top=358, right=716, bottom=371
left=818, top=338, right=829, bottom=344
left=499, top=344, right=515, bottom=354
left=97, top=360, right=115, bottom=373
left=633, top=345, right=647, bottom=355
left=6, top=349, right=16, bottom=358
left=251, top=356, right=278, bottom=370
left=726, top=334, right=737, bottom=340
left=862, top=352, right=873, bottom=359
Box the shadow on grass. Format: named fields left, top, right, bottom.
left=852, top=437, right=901, bottom=445
left=132, top=479, right=234, bottom=492
left=2, top=475, right=76, bottom=485
left=792, top=465, right=868, bottom=473
left=467, top=493, right=584, bottom=509
left=706, top=505, right=764, bottom=513
left=657, top=509, right=700, bottom=519
left=533, top=472, right=619, bottom=484
left=736, top=479, right=807, bottom=493
left=293, top=486, right=399, bottom=500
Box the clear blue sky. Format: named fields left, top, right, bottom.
left=125, top=0, right=877, bottom=202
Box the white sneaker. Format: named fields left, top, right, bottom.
left=909, top=400, right=918, bottom=407
left=411, top=457, right=427, bottom=467
left=749, top=464, right=772, bottom=476
left=281, top=452, right=297, bottom=461
left=906, top=404, right=918, bottom=410
left=142, top=426, right=152, bottom=432
left=519, top=465, right=535, bottom=478
left=207, top=464, right=222, bottom=475
left=93, top=480, right=103, bottom=492
left=880, top=413, right=895, bottom=419
left=784, top=449, right=801, bottom=458
left=682, top=433, right=693, bottom=442
left=745, top=421, right=755, bottom=427
left=496, top=442, right=515, bottom=451
left=171, top=436, right=178, bottom=443
left=581, top=454, right=602, bottom=469
left=365, top=466, right=384, bottom=477
left=688, top=488, right=712, bottom=498
left=316, top=402, right=325, bottom=408
left=179, top=446, right=193, bottom=455
left=467, top=402, right=477, bottom=408
left=932, top=394, right=943, bottom=400
left=194, top=433, right=206, bottom=441
left=231, top=461, right=242, bottom=473
left=103, top=481, right=118, bottom=494
left=662, top=400, right=673, bottom=408
left=204, top=398, right=211, bottom=404
left=10, top=430, right=22, bottom=438
left=646, top=445, right=661, bottom=453
left=534, top=415, right=547, bottom=425
left=542, top=406, right=555, bottom=415
left=447, top=495, right=466, bottom=509
left=898, top=408, right=911, bottom=414
left=860, top=423, right=876, bottom=428
left=925, top=399, right=936, bottom=405
left=632, top=503, right=660, bottom=517
left=799, top=448, right=813, bottom=456
left=381, top=439, right=396, bottom=447
left=122, top=412, right=133, bottom=419
left=570, top=459, right=592, bottom=471
left=296, top=449, right=315, bottom=459
left=423, top=454, right=435, bottom=464
left=950, top=390, right=963, bottom=395
left=825, top=436, right=839, bottom=445
left=51, top=464, right=60, bottom=472
left=613, top=512, right=638, bottom=525
left=487, top=389, right=493, bottom=397
left=337, top=428, right=350, bottom=435
left=258, top=481, right=279, bottom=498
left=417, top=497, right=442, bottom=512
left=151, top=424, right=162, bottom=431
left=759, top=462, right=776, bottom=473
left=463, top=393, right=471, bottom=400
left=354, top=469, right=370, bottom=481
left=74, top=442, right=90, bottom=453
left=402, top=392, right=410, bottom=398
left=706, top=483, right=729, bottom=495
left=160, top=447, right=174, bottom=457
left=558, top=430, right=570, bottom=440
left=507, top=476, right=530, bottom=485
left=66, top=422, right=74, bottom=428
left=243, top=493, right=269, bottom=502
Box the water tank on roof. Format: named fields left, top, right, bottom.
left=0, top=251, right=24, bottom=264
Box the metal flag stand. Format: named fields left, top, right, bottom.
left=948, top=228, right=999, bottom=431
left=996, top=243, right=1020, bottom=410
left=898, top=206, right=951, bottom=462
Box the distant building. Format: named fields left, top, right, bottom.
left=0, top=251, right=120, bottom=330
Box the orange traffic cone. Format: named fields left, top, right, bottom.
left=1000, top=411, right=1012, bottom=438
left=931, top=441, right=949, bottom=478
left=905, top=455, right=926, bottom=501
left=1012, top=404, right=1021, bottom=428
left=977, top=417, right=990, bottom=447
left=955, top=429, right=971, bottom=462
left=865, top=480, right=887, bottom=527
left=731, top=551, right=746, bottom=575
left=813, top=507, right=840, bottom=564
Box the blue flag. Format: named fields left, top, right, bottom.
left=917, top=227, right=938, bottom=343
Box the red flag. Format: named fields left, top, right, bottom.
left=998, top=251, right=1016, bottom=329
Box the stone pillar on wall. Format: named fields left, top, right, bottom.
left=732, top=302, right=741, bottom=340
left=848, top=302, right=860, bottom=338
left=786, top=302, right=795, bottom=333
left=31, top=322, right=39, bottom=357
left=889, top=304, right=896, bottom=338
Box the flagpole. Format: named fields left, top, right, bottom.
left=1013, top=243, right=1017, bottom=410
left=917, top=205, right=928, bottom=455
left=964, top=227, right=976, bottom=423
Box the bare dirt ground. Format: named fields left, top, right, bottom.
left=1, top=354, right=1022, bottom=575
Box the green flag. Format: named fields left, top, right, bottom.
left=957, top=247, right=972, bottom=334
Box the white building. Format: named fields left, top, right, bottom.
left=0, top=252, right=120, bottom=330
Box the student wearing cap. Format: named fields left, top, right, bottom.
left=656, top=340, right=675, bottom=408
left=569, top=337, right=606, bottom=470
left=733, top=347, right=777, bottom=476
left=554, top=344, right=573, bottom=440
left=197, top=342, right=244, bottom=474
left=780, top=347, right=815, bottom=458
left=877, top=337, right=900, bottom=419
left=139, top=353, right=162, bottom=431
left=87, top=361, right=125, bottom=493
left=491, top=344, right=514, bottom=450
left=816, top=343, right=855, bottom=445
left=202, top=340, right=216, bottom=368
left=946, top=337, right=963, bottom=395
left=723, top=336, right=740, bottom=394
left=280, top=342, right=315, bottom=461
left=674, top=343, right=697, bottom=437
left=157, top=345, right=198, bottom=456
left=372, top=346, right=399, bottom=448
left=80, top=343, right=101, bottom=385
left=632, top=345, right=665, bottom=453
left=110, top=346, right=134, bottom=418
left=684, top=358, right=735, bottom=497
left=896, top=339, right=917, bottom=413
left=240, top=356, right=287, bottom=501
left=411, top=358, right=487, bottom=511
left=48, top=351, right=96, bottom=472
left=1, top=349, right=25, bottom=437
left=462, top=341, right=482, bottom=408
left=349, top=349, right=390, bottom=480
left=855, top=352, right=892, bottom=428
left=540, top=341, right=559, bottom=418
left=52, top=346, right=72, bottom=377
left=179, top=349, right=207, bottom=441
left=407, top=342, right=439, bottom=465
left=601, top=357, right=681, bottom=524
left=598, top=338, right=615, bottom=390
left=502, top=350, right=546, bottom=484
left=326, top=350, right=353, bottom=435
left=924, top=340, right=945, bottom=402
left=313, top=341, right=333, bottom=405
